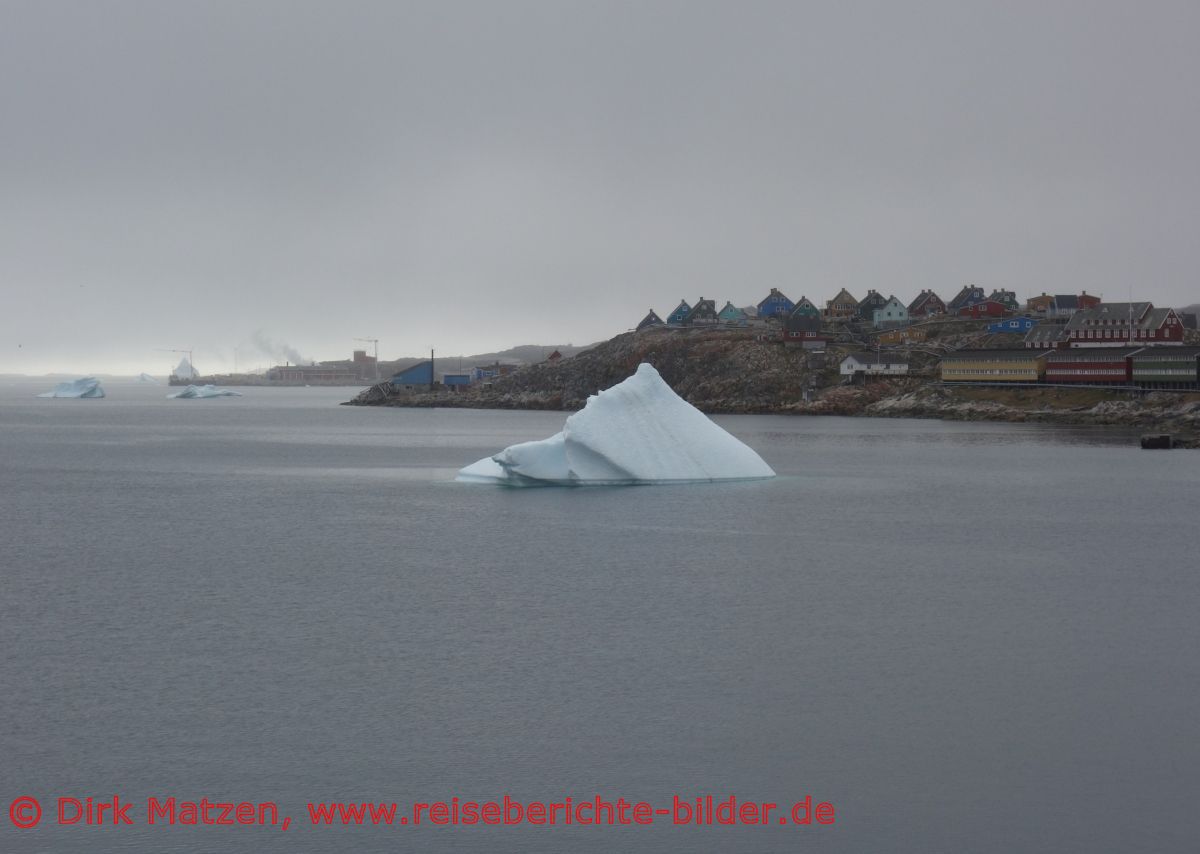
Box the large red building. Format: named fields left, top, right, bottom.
left=1044, top=348, right=1140, bottom=383
left=1064, top=303, right=1185, bottom=347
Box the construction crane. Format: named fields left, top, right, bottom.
left=155, top=348, right=195, bottom=379
left=354, top=337, right=380, bottom=383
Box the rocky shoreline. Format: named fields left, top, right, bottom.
left=343, top=327, right=1200, bottom=447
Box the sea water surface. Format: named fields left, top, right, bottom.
left=1, top=380, right=1197, bottom=853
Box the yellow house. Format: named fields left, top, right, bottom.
left=940, top=349, right=1051, bottom=382
left=875, top=326, right=929, bottom=345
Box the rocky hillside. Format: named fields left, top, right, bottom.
left=344, top=324, right=1200, bottom=445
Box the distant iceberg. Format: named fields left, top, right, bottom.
left=168, top=384, right=242, bottom=399
left=38, top=377, right=105, bottom=399
left=136, top=373, right=158, bottom=383
left=457, top=363, right=775, bottom=486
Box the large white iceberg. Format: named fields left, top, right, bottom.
left=457, top=363, right=775, bottom=486
left=168, top=384, right=242, bottom=399
left=38, top=377, right=105, bottom=398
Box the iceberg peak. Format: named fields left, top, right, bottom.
left=457, top=363, right=775, bottom=486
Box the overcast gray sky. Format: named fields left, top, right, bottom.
left=2, top=0, right=1198, bottom=374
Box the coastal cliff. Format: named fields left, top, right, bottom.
left=343, top=326, right=1200, bottom=444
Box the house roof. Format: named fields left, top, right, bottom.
left=1046, top=347, right=1144, bottom=361
left=785, top=314, right=822, bottom=333
left=1024, top=324, right=1066, bottom=343
left=942, top=349, right=1051, bottom=361
left=1131, top=346, right=1200, bottom=360
left=1141, top=307, right=1176, bottom=328
left=636, top=310, right=664, bottom=329
left=908, top=290, right=944, bottom=311
left=1066, top=302, right=1152, bottom=329
left=827, top=288, right=858, bottom=305
left=948, top=285, right=986, bottom=307
left=757, top=288, right=792, bottom=307
left=844, top=351, right=909, bottom=365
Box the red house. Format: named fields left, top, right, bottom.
left=957, top=300, right=1009, bottom=319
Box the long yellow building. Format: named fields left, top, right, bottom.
left=940, top=349, right=1052, bottom=382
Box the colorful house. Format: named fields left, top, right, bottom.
left=908, top=290, right=947, bottom=317
left=1065, top=303, right=1185, bottom=347
left=717, top=301, right=747, bottom=324
left=947, top=285, right=987, bottom=313
left=857, top=289, right=888, bottom=321
left=1044, top=348, right=1141, bottom=384
left=666, top=300, right=692, bottom=325
left=1029, top=291, right=1102, bottom=318
left=988, top=316, right=1039, bottom=334
left=940, top=350, right=1051, bottom=382
left=873, top=296, right=909, bottom=328
left=824, top=288, right=859, bottom=321
left=957, top=300, right=1009, bottom=319
left=683, top=298, right=719, bottom=325
left=756, top=288, right=795, bottom=319
left=471, top=362, right=518, bottom=383
left=989, top=289, right=1020, bottom=311
left=636, top=309, right=664, bottom=331
left=874, top=326, right=928, bottom=345
left=1026, top=293, right=1056, bottom=314
left=1130, top=347, right=1200, bottom=388
left=840, top=352, right=909, bottom=376
left=791, top=296, right=821, bottom=317
left=781, top=313, right=825, bottom=346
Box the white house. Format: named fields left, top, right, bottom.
left=872, top=296, right=910, bottom=329
left=840, top=352, right=910, bottom=376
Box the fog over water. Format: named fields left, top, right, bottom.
left=3, top=1, right=1200, bottom=373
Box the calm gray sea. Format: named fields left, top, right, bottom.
left=1, top=379, right=1197, bottom=853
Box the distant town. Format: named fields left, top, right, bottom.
left=173, top=285, right=1200, bottom=392
left=628, top=286, right=1199, bottom=390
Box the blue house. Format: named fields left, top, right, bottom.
left=441, top=373, right=471, bottom=389
left=390, top=360, right=433, bottom=388
left=666, top=300, right=692, bottom=325
left=756, top=288, right=795, bottom=319
left=988, top=316, right=1040, bottom=334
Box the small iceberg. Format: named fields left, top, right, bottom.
left=168, top=384, right=243, bottom=399
left=136, top=373, right=158, bottom=383
left=38, top=377, right=105, bottom=398
left=457, top=363, right=775, bottom=486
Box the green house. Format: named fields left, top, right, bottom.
left=717, top=301, right=747, bottom=324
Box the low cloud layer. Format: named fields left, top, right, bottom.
left=2, top=0, right=1198, bottom=373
